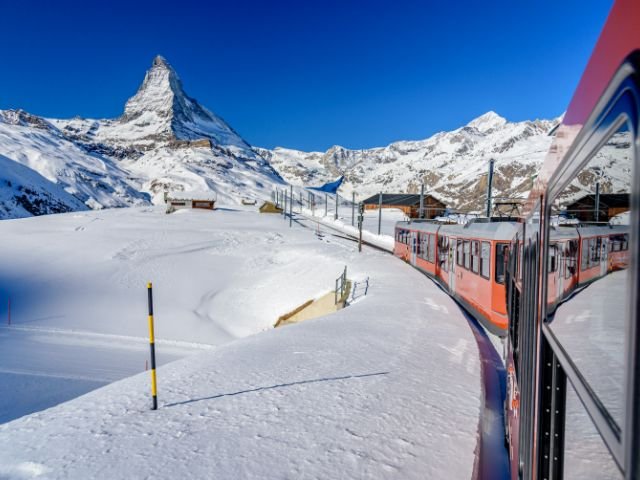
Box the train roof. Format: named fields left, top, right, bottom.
left=396, top=219, right=520, bottom=241
left=548, top=224, right=629, bottom=241
left=550, top=226, right=580, bottom=241
left=395, top=221, right=442, bottom=234
left=576, top=224, right=629, bottom=237
left=439, top=221, right=519, bottom=241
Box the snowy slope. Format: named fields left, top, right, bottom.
left=0, top=154, right=87, bottom=219
left=0, top=206, right=481, bottom=479
left=0, top=110, right=150, bottom=212
left=258, top=111, right=559, bottom=212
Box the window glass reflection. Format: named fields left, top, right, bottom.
left=563, top=383, right=622, bottom=479
left=548, top=121, right=632, bottom=430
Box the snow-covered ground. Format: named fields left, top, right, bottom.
left=273, top=191, right=405, bottom=250
left=0, top=206, right=482, bottom=479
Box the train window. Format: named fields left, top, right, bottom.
left=422, top=234, right=431, bottom=259
left=581, top=238, right=589, bottom=270
left=480, top=241, right=490, bottom=279
left=548, top=244, right=557, bottom=273
left=565, top=240, right=578, bottom=279
left=609, top=233, right=629, bottom=252
left=428, top=234, right=436, bottom=263
left=495, top=243, right=508, bottom=284
left=471, top=241, right=479, bottom=274
left=563, top=383, right=622, bottom=479
left=548, top=120, right=632, bottom=433
left=518, top=243, right=523, bottom=280
left=422, top=233, right=429, bottom=260
left=457, top=239, right=463, bottom=266
left=463, top=241, right=471, bottom=270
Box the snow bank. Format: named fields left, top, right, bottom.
left=0, top=206, right=481, bottom=479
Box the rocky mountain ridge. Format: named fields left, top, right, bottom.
left=256, top=111, right=560, bottom=212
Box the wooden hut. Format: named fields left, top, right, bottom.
left=361, top=193, right=446, bottom=219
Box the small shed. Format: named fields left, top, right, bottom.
left=361, top=193, right=446, bottom=219
left=165, top=191, right=217, bottom=213
left=259, top=201, right=283, bottom=213
left=564, top=193, right=629, bottom=222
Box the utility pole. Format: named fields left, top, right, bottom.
left=358, top=203, right=364, bottom=252
left=419, top=183, right=425, bottom=219
left=595, top=181, right=601, bottom=222
left=335, top=193, right=339, bottom=220
left=283, top=189, right=287, bottom=219
left=486, top=158, right=495, bottom=218
left=352, top=192, right=355, bottom=226
left=289, top=185, right=293, bottom=227
left=378, top=192, right=382, bottom=235
left=325, top=194, right=328, bottom=217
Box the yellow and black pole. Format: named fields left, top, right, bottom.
left=147, top=282, right=158, bottom=410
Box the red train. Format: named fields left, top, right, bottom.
left=395, top=220, right=517, bottom=335
left=394, top=220, right=628, bottom=335
left=394, top=0, right=639, bottom=478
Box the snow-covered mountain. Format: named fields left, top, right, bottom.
left=0, top=110, right=150, bottom=210
left=0, top=153, right=87, bottom=219
left=0, top=54, right=626, bottom=220
left=0, top=56, right=284, bottom=219
left=257, top=112, right=560, bottom=212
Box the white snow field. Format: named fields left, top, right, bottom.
left=0, top=206, right=481, bottom=479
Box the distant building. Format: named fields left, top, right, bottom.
left=165, top=191, right=216, bottom=213
left=361, top=193, right=446, bottom=219
left=564, top=193, right=629, bottom=222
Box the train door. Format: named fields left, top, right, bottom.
left=600, top=236, right=608, bottom=277
left=556, top=243, right=564, bottom=301
left=449, top=236, right=456, bottom=294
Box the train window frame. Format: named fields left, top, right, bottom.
left=480, top=241, right=490, bottom=279
left=457, top=238, right=463, bottom=267
left=540, top=53, right=640, bottom=477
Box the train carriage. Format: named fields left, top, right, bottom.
left=394, top=219, right=518, bottom=335
left=504, top=0, right=640, bottom=478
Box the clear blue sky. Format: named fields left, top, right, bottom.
left=0, top=0, right=612, bottom=151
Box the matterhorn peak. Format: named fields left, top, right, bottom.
left=152, top=55, right=170, bottom=68
left=122, top=55, right=186, bottom=122
left=466, top=111, right=507, bottom=133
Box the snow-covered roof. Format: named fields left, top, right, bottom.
left=439, top=220, right=520, bottom=241
left=170, top=191, right=217, bottom=201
